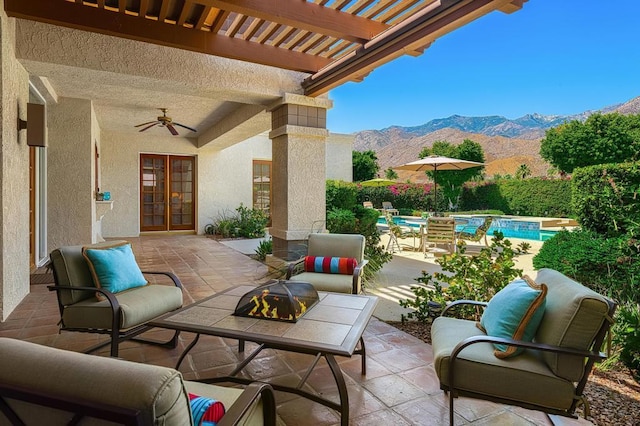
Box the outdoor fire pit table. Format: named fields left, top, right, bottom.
left=149, top=283, right=378, bottom=425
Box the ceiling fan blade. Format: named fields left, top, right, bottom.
left=134, top=121, right=157, bottom=127
left=139, top=122, right=159, bottom=132
left=173, top=122, right=197, bottom=133
left=166, top=123, right=179, bottom=136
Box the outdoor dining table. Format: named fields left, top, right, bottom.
left=404, top=217, right=468, bottom=251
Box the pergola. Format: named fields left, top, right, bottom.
left=6, top=0, right=527, bottom=97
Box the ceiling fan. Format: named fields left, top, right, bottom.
left=134, top=108, right=197, bottom=136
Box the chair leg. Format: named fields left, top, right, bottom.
left=449, top=390, right=455, bottom=426
left=110, top=328, right=120, bottom=358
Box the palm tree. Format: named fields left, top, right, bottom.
left=515, top=164, right=532, bottom=179
left=384, top=167, right=398, bottom=180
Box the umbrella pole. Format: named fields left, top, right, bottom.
left=433, top=166, right=438, bottom=214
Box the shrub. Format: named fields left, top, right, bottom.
left=572, top=162, right=640, bottom=237
left=254, top=238, right=273, bottom=261
left=211, top=204, right=268, bottom=238
left=399, top=234, right=523, bottom=322
left=326, top=205, right=392, bottom=284
left=533, top=229, right=640, bottom=304
left=460, top=178, right=573, bottom=217
left=326, top=180, right=358, bottom=210
left=235, top=204, right=268, bottom=238
left=612, top=303, right=640, bottom=379
left=358, top=183, right=434, bottom=212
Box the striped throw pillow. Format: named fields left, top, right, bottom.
left=303, top=256, right=358, bottom=275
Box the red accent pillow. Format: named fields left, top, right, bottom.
left=189, top=393, right=225, bottom=425
left=303, top=256, right=357, bottom=274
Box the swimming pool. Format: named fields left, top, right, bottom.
left=377, top=215, right=558, bottom=242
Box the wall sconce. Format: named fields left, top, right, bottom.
left=18, top=103, right=47, bottom=147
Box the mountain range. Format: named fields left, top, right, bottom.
left=354, top=95, right=640, bottom=180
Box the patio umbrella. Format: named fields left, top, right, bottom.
left=359, top=178, right=396, bottom=187
left=394, top=155, right=484, bottom=211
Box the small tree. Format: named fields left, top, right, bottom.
left=540, top=112, right=640, bottom=174
left=399, top=234, right=522, bottom=322
left=384, top=167, right=398, bottom=180
left=515, top=164, right=531, bottom=179
left=352, top=150, right=379, bottom=182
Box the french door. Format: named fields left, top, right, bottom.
left=140, top=154, right=195, bottom=232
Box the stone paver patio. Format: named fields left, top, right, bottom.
left=3, top=235, right=589, bottom=425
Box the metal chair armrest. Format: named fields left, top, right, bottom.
left=352, top=259, right=369, bottom=294
left=441, top=300, right=488, bottom=316
left=48, top=285, right=122, bottom=334
left=47, top=285, right=120, bottom=309
left=142, top=271, right=183, bottom=289
left=218, top=382, right=277, bottom=426
left=285, top=257, right=305, bottom=279
left=451, top=335, right=607, bottom=363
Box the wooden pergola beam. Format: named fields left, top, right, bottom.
left=197, top=0, right=388, bottom=43
left=5, top=0, right=331, bottom=73
left=303, top=0, right=522, bottom=96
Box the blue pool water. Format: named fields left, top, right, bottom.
left=377, top=216, right=558, bottom=242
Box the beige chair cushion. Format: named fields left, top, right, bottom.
left=307, top=233, right=365, bottom=262
left=533, top=268, right=611, bottom=382
left=61, top=284, right=183, bottom=329
left=431, top=317, right=576, bottom=412
left=288, top=271, right=354, bottom=293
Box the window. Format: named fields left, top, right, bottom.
left=253, top=160, right=271, bottom=224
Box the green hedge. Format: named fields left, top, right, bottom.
left=460, top=178, right=573, bottom=217
left=571, top=162, right=640, bottom=237
left=533, top=229, right=639, bottom=307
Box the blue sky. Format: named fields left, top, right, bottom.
left=327, top=0, right=640, bottom=134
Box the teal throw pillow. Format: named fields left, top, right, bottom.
left=477, top=275, right=547, bottom=359
left=82, top=242, right=147, bottom=299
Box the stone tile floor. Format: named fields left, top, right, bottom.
left=4, top=235, right=589, bottom=425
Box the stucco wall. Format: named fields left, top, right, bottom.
left=100, top=130, right=273, bottom=237
left=0, top=6, right=31, bottom=320
left=326, top=133, right=354, bottom=182
left=99, top=130, right=351, bottom=238
left=47, top=97, right=94, bottom=250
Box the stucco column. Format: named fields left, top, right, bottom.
left=269, top=94, right=332, bottom=260
left=0, top=5, right=30, bottom=320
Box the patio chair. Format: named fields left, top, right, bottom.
left=48, top=240, right=184, bottom=357
left=431, top=269, right=616, bottom=425
left=383, top=210, right=418, bottom=253
left=0, top=337, right=276, bottom=426
left=363, top=201, right=374, bottom=209
left=457, top=216, right=493, bottom=247
left=286, top=233, right=368, bottom=294
left=422, top=216, right=456, bottom=257
left=381, top=201, right=399, bottom=215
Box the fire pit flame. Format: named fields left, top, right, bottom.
left=234, top=281, right=319, bottom=323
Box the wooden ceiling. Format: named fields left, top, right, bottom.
left=5, top=0, right=526, bottom=96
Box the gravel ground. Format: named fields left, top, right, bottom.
left=387, top=320, right=640, bottom=426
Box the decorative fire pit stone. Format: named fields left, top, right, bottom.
left=234, top=280, right=319, bottom=323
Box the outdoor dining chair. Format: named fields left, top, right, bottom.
left=458, top=216, right=493, bottom=247
left=422, top=217, right=456, bottom=257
